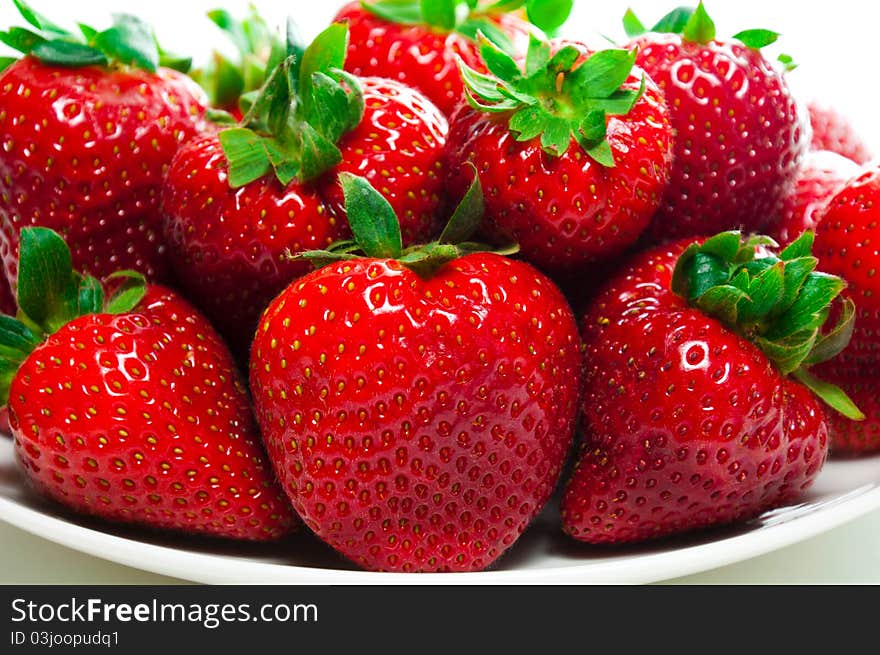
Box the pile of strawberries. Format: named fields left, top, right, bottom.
left=0, top=0, right=876, bottom=573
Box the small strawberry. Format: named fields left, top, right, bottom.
left=0, top=2, right=207, bottom=287
left=250, top=173, right=582, bottom=572
left=625, top=3, right=808, bottom=242
left=561, top=231, right=861, bottom=544
left=161, top=24, right=448, bottom=357
left=334, top=0, right=565, bottom=116
left=446, top=35, right=672, bottom=276
left=812, top=359, right=880, bottom=454
left=1, top=227, right=295, bottom=540
left=808, top=101, right=873, bottom=165
left=769, top=150, right=860, bottom=247
left=189, top=6, right=285, bottom=119
left=814, top=164, right=880, bottom=362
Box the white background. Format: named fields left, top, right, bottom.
left=0, top=0, right=879, bottom=583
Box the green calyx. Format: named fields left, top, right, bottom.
left=459, top=33, right=644, bottom=165
left=295, top=166, right=517, bottom=277
left=363, top=1, right=572, bottom=52
left=217, top=22, right=363, bottom=187
left=672, top=231, right=863, bottom=420
left=0, top=227, right=147, bottom=405
left=623, top=2, right=785, bottom=53
left=0, top=0, right=190, bottom=73
left=190, top=6, right=286, bottom=112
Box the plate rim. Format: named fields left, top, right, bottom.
left=2, top=480, right=879, bottom=584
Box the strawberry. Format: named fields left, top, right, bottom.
left=768, top=150, right=860, bottom=247
left=333, top=0, right=566, bottom=116
left=812, top=359, right=880, bottom=454
left=561, top=231, right=861, bottom=544
left=625, top=3, right=808, bottom=242
left=445, top=35, right=673, bottom=276
left=250, top=173, right=582, bottom=572
left=161, top=25, right=448, bottom=358
left=189, top=6, right=285, bottom=118
left=808, top=101, right=873, bottom=165
left=813, top=164, right=880, bottom=362
left=0, top=2, right=207, bottom=288
left=1, top=227, right=295, bottom=540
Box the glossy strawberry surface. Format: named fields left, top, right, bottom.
left=162, top=77, right=447, bottom=357
left=808, top=101, right=873, bottom=165
left=250, top=254, right=582, bottom=571
left=445, top=46, right=673, bottom=276
left=9, top=286, right=295, bottom=541
left=632, top=35, right=808, bottom=242
left=769, top=150, right=860, bottom=247
left=0, top=57, right=206, bottom=286
left=335, top=3, right=531, bottom=116
left=561, top=242, right=829, bottom=544
left=814, top=165, right=880, bottom=362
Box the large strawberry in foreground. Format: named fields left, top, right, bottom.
left=2, top=228, right=295, bottom=540
left=562, top=231, right=862, bottom=544
left=250, top=173, right=582, bottom=572
left=625, top=3, right=808, bottom=242
left=334, top=0, right=565, bottom=116
left=0, top=2, right=206, bottom=287
left=446, top=35, right=673, bottom=275
left=162, top=24, right=448, bottom=358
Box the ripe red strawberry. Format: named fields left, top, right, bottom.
left=334, top=0, right=563, bottom=116
left=768, top=150, right=860, bottom=247
left=561, top=231, right=861, bottom=544
left=445, top=36, right=673, bottom=276
left=0, top=4, right=206, bottom=287
left=250, top=174, right=582, bottom=572
left=813, top=164, right=880, bottom=362
left=162, top=25, right=448, bottom=358
left=2, top=227, right=295, bottom=540
left=625, top=3, right=808, bottom=242
left=812, top=359, right=880, bottom=454
left=808, top=102, right=873, bottom=165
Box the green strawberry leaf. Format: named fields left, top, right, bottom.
left=778, top=53, right=798, bottom=72
left=439, top=163, right=484, bottom=244
left=0, top=26, right=46, bottom=54
left=682, top=1, right=715, bottom=43
left=17, top=227, right=80, bottom=334
left=733, top=28, right=779, bottom=50
left=526, top=0, right=573, bottom=33
left=0, top=57, right=16, bottom=72
left=456, top=18, right=516, bottom=57
left=30, top=39, right=107, bottom=67
left=104, top=271, right=147, bottom=314
left=793, top=368, right=865, bottom=421
left=219, top=128, right=273, bottom=187
left=93, top=14, right=159, bottom=72
left=652, top=6, right=694, bottom=34
left=622, top=8, right=646, bottom=38
left=77, top=274, right=104, bottom=315
left=0, top=315, right=41, bottom=357
left=361, top=0, right=424, bottom=25
left=421, top=0, right=457, bottom=30
left=805, top=299, right=856, bottom=366
left=298, top=23, right=348, bottom=123
left=340, top=173, right=402, bottom=259
left=12, top=0, right=70, bottom=37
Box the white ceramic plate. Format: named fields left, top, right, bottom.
left=2, top=436, right=880, bottom=584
